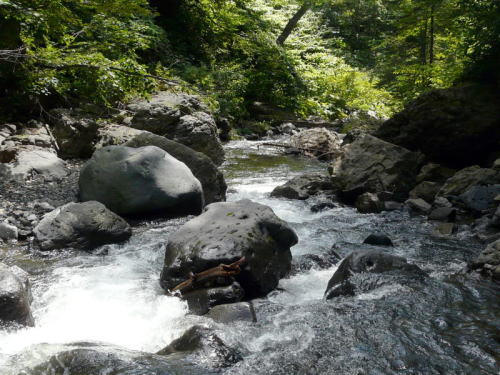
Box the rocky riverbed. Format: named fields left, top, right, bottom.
left=0, top=138, right=498, bottom=374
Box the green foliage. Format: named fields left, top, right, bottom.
left=0, top=0, right=168, bottom=111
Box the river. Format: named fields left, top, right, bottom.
left=0, top=140, right=498, bottom=374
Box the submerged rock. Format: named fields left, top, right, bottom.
left=34, top=201, right=131, bottom=251
left=355, top=192, right=383, bottom=213
left=324, top=250, right=425, bottom=299
left=270, top=173, right=333, bottom=200
left=79, top=145, right=204, bottom=216
left=158, top=326, right=242, bottom=369
left=330, top=135, right=424, bottom=203
left=0, top=263, right=33, bottom=326
left=363, top=232, right=394, bottom=247
left=182, top=282, right=244, bottom=316
left=22, top=343, right=205, bottom=375
left=207, top=302, right=257, bottom=323
left=160, top=200, right=298, bottom=298
left=125, top=133, right=226, bottom=204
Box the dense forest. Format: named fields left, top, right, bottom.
left=1, top=0, right=498, bottom=123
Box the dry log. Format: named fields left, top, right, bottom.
left=169, top=257, right=246, bottom=296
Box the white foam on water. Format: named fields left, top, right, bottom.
left=269, top=266, right=338, bottom=305
left=0, top=228, right=190, bottom=369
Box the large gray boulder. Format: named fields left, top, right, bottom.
left=330, top=135, right=424, bottom=202
left=438, top=166, right=500, bottom=197
left=458, top=185, right=500, bottom=213
left=0, top=146, right=67, bottom=180
left=125, top=133, right=226, bottom=204
left=79, top=145, right=204, bottom=216
left=94, top=124, right=147, bottom=150
left=469, top=239, right=500, bottom=281
left=0, top=263, right=33, bottom=326
left=127, top=92, right=224, bottom=165
left=34, top=201, right=132, bottom=251
left=291, top=128, right=342, bottom=160
left=324, top=250, right=425, bottom=299
left=160, top=200, right=298, bottom=298
left=375, top=83, right=500, bottom=168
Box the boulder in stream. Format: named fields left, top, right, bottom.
left=291, top=128, right=342, bottom=160
left=34, top=201, right=132, bottom=251
left=324, top=250, right=425, bottom=299
left=79, top=145, right=204, bottom=216
left=125, top=133, right=226, bottom=204
left=0, top=263, right=33, bottom=326
left=468, top=239, right=500, bottom=281
left=363, top=232, right=394, bottom=247
left=160, top=199, right=298, bottom=298
left=157, top=326, right=242, bottom=369
left=270, top=173, right=333, bottom=200
left=330, top=135, right=424, bottom=203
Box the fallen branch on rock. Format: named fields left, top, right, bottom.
left=169, top=257, right=246, bottom=296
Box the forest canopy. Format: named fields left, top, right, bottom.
left=0, top=0, right=498, bottom=121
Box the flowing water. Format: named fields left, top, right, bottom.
left=0, top=140, right=498, bottom=374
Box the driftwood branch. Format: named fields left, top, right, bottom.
left=169, top=257, right=246, bottom=295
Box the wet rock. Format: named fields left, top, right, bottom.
left=157, top=326, right=242, bottom=369
left=291, top=250, right=341, bottom=274
left=181, top=282, right=244, bottom=316
left=375, top=83, right=500, bottom=168
left=127, top=92, right=224, bottom=165
left=490, top=206, right=500, bottom=228
left=324, top=250, right=425, bottom=299
left=0, top=222, right=18, bottom=240
left=0, top=263, right=33, bottom=326
left=428, top=207, right=456, bottom=222
left=23, top=343, right=196, bottom=375
left=0, top=147, right=67, bottom=180
left=330, top=135, right=424, bottom=203
left=405, top=198, right=432, bottom=215
left=160, top=200, right=298, bottom=298
left=125, top=133, right=226, bottom=204
left=363, top=232, right=393, bottom=247
left=291, top=128, right=342, bottom=160
left=438, top=166, right=499, bottom=197
left=34, top=201, right=131, bottom=251
left=355, top=192, right=383, bottom=214
left=270, top=174, right=333, bottom=200
left=469, top=239, right=500, bottom=280
left=409, top=181, right=441, bottom=203
left=459, top=185, right=500, bottom=213
left=207, top=302, right=257, bottom=323
left=79, top=145, right=203, bottom=216
left=310, top=201, right=336, bottom=212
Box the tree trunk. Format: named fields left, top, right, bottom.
left=276, top=2, right=310, bottom=46
left=420, top=17, right=428, bottom=65
left=429, top=5, right=435, bottom=64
